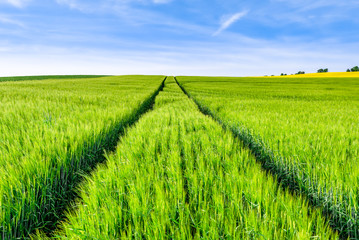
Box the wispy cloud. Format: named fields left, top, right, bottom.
left=153, top=0, right=172, bottom=3
left=56, top=0, right=75, bottom=9
left=213, top=10, right=248, bottom=36
left=0, top=0, right=30, bottom=8
left=1, top=0, right=358, bottom=77
left=274, top=0, right=359, bottom=10
left=55, top=0, right=175, bottom=26
left=1, top=38, right=358, bottom=77
left=0, top=15, right=25, bottom=27
left=56, top=0, right=173, bottom=12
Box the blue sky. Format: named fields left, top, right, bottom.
left=0, top=0, right=359, bottom=76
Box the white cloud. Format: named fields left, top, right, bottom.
left=153, top=0, right=172, bottom=3
left=1, top=37, right=358, bottom=77
left=56, top=0, right=85, bottom=11
left=213, top=11, right=248, bottom=36
left=0, top=0, right=30, bottom=8
left=274, top=0, right=359, bottom=8
left=0, top=15, right=25, bottom=27
left=56, top=0, right=172, bottom=12
left=55, top=0, right=180, bottom=31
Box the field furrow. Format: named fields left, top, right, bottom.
left=0, top=76, right=165, bottom=239
left=47, top=77, right=338, bottom=239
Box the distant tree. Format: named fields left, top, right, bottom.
left=296, top=71, right=305, bottom=75
left=351, top=66, right=359, bottom=72
left=317, top=68, right=328, bottom=73
left=347, top=69, right=351, bottom=72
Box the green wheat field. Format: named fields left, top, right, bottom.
left=1, top=74, right=359, bottom=239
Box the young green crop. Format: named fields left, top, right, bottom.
left=0, top=75, right=164, bottom=239
left=0, top=75, right=109, bottom=82
left=47, top=77, right=338, bottom=239
left=176, top=76, right=359, bottom=237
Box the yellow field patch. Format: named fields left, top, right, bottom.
left=266, top=72, right=359, bottom=78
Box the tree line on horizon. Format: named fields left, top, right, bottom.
left=347, top=66, right=359, bottom=72
left=278, top=66, right=359, bottom=76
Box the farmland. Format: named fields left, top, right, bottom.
left=0, top=75, right=165, bottom=238
left=42, top=77, right=336, bottom=239
left=0, top=75, right=109, bottom=83
left=176, top=74, right=359, bottom=238
left=0, top=74, right=357, bottom=239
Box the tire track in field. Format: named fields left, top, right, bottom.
left=176, top=121, right=198, bottom=238
left=174, top=77, right=354, bottom=239
left=34, top=77, right=166, bottom=238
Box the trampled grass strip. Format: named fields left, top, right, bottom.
left=175, top=77, right=354, bottom=239
left=46, top=77, right=337, bottom=239
left=0, top=76, right=165, bottom=239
